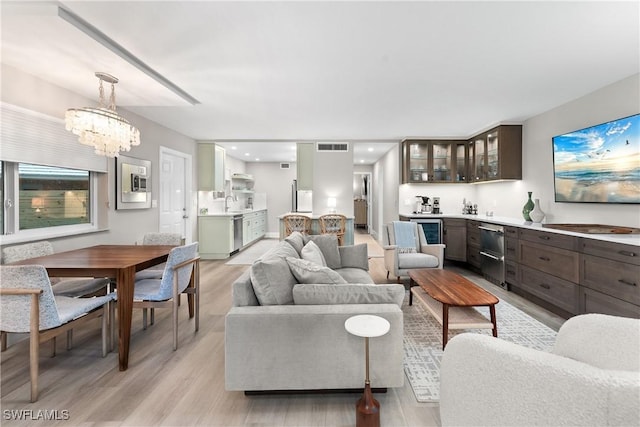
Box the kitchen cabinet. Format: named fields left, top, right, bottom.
left=466, top=220, right=481, bottom=270
left=401, top=139, right=467, bottom=183
left=198, top=216, right=234, bottom=259
left=579, top=239, right=639, bottom=318
left=443, top=218, right=467, bottom=261
left=504, top=226, right=520, bottom=287
left=243, top=210, right=267, bottom=247
left=468, top=125, right=522, bottom=182
left=198, top=144, right=225, bottom=191
left=297, top=143, right=314, bottom=191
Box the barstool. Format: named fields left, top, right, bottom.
left=319, top=214, right=346, bottom=245
left=345, top=314, right=390, bottom=427
left=283, top=214, right=311, bottom=236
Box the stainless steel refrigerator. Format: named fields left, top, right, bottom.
left=291, top=180, right=312, bottom=212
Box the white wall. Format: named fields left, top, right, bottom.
left=477, top=73, right=640, bottom=227
left=313, top=148, right=354, bottom=216
left=394, top=73, right=640, bottom=228
left=1, top=65, right=198, bottom=252
left=246, top=162, right=296, bottom=235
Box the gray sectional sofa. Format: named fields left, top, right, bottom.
left=225, top=232, right=405, bottom=392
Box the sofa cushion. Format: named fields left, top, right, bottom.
left=292, top=283, right=405, bottom=307
left=303, top=234, right=341, bottom=269
left=284, top=231, right=305, bottom=255
left=263, top=240, right=300, bottom=261
left=338, top=243, right=369, bottom=270
left=301, top=241, right=326, bottom=266
left=335, top=267, right=374, bottom=284
left=398, top=252, right=439, bottom=269
left=250, top=257, right=298, bottom=305
left=286, top=257, right=347, bottom=285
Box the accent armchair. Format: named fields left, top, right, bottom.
left=382, top=221, right=445, bottom=282
left=0, top=265, right=114, bottom=402
left=440, top=313, right=640, bottom=426
left=131, top=242, right=200, bottom=350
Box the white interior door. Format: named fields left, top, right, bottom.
left=159, top=147, right=192, bottom=241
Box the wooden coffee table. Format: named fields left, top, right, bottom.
left=408, top=269, right=499, bottom=349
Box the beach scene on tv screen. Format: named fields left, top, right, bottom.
left=553, top=114, right=640, bottom=203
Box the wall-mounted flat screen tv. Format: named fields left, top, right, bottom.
left=552, top=113, right=640, bottom=203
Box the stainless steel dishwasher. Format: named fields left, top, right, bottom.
left=232, top=214, right=243, bottom=254
left=479, top=223, right=506, bottom=289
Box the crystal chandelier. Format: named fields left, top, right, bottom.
left=65, top=72, right=140, bottom=157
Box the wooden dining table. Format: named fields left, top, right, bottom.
left=10, top=244, right=174, bottom=371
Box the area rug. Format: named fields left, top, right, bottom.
left=225, top=238, right=279, bottom=265
left=402, top=291, right=558, bottom=403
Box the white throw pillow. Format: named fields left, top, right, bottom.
left=285, top=257, right=347, bottom=285
left=301, top=240, right=327, bottom=266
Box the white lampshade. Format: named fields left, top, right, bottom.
left=327, top=197, right=337, bottom=212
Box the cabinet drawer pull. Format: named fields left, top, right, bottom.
left=506, top=229, right=516, bottom=234
left=538, top=256, right=551, bottom=261
left=618, top=279, right=637, bottom=287
left=506, top=269, right=515, bottom=275
left=538, top=235, right=551, bottom=240
left=539, top=283, right=551, bottom=289
left=618, top=250, right=637, bottom=257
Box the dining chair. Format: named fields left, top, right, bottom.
left=134, top=232, right=184, bottom=281
left=1, top=241, right=111, bottom=352
left=0, top=265, right=114, bottom=402
left=131, top=242, right=200, bottom=350
left=283, top=214, right=312, bottom=237
left=319, top=214, right=347, bottom=245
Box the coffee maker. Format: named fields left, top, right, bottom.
left=432, top=197, right=441, bottom=214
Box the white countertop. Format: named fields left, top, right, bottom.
left=399, top=212, right=640, bottom=246
left=198, top=208, right=266, bottom=217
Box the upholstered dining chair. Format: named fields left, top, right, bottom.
left=382, top=221, right=445, bottom=282
left=1, top=241, right=112, bottom=352
left=319, top=214, right=347, bottom=245
left=131, top=242, right=200, bottom=350
left=0, top=265, right=114, bottom=402
left=134, top=232, right=184, bottom=281
left=283, top=214, right=312, bottom=237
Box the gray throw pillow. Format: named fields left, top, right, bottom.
left=303, top=234, right=341, bottom=269
left=284, top=231, right=305, bottom=255
left=285, top=257, right=347, bottom=285
left=250, top=257, right=298, bottom=305
left=301, top=240, right=326, bottom=266
left=338, top=243, right=369, bottom=270
left=262, top=240, right=300, bottom=261
left=292, top=283, right=405, bottom=307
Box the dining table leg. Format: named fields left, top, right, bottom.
left=117, top=266, right=136, bottom=371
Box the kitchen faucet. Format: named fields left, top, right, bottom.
left=225, top=195, right=236, bottom=212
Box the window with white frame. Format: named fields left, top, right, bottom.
left=2, top=161, right=97, bottom=237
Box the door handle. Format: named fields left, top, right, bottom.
left=480, top=251, right=503, bottom=261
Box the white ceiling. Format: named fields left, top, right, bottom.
left=2, top=1, right=639, bottom=164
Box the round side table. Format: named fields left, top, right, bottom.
left=345, top=314, right=391, bottom=427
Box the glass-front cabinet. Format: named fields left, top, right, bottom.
left=402, top=140, right=467, bottom=183
left=467, top=125, right=522, bottom=183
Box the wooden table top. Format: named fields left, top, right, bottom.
left=10, top=245, right=174, bottom=272
left=409, top=269, right=499, bottom=307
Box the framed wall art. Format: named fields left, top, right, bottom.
left=115, top=154, right=152, bottom=210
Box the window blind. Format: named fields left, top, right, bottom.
left=0, top=102, right=108, bottom=172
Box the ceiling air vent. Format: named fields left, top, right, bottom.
left=280, top=163, right=291, bottom=169
left=316, top=142, right=349, bottom=152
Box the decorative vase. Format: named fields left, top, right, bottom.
left=522, top=192, right=534, bottom=221
left=530, top=199, right=546, bottom=223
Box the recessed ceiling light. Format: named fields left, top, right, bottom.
left=231, top=146, right=237, bottom=150
left=255, top=158, right=260, bottom=161
left=244, top=152, right=250, bottom=156
left=368, top=147, right=374, bottom=152
left=360, top=159, right=365, bottom=163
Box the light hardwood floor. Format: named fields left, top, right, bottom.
left=1, top=234, right=564, bottom=426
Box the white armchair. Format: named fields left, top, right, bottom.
left=382, top=222, right=445, bottom=282
left=440, top=313, right=640, bottom=427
